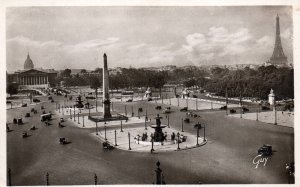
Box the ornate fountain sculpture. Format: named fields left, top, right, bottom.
left=150, top=114, right=167, bottom=142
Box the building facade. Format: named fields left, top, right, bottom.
left=8, top=53, right=58, bottom=89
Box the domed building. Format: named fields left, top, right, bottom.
left=24, top=53, right=34, bottom=70
left=8, top=53, right=58, bottom=90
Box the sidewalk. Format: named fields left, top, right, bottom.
left=149, top=97, right=239, bottom=110
left=228, top=111, right=294, bottom=128
left=90, top=126, right=207, bottom=152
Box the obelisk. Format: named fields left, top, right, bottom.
left=103, top=53, right=112, bottom=118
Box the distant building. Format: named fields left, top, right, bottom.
left=7, top=53, right=58, bottom=89
left=161, top=65, right=176, bottom=71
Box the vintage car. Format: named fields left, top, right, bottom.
left=180, top=107, right=188, bottom=112
left=183, top=118, right=190, bottom=123
left=258, top=144, right=272, bottom=156
left=22, top=131, right=29, bottom=138
left=155, top=106, right=162, bottom=110
left=59, top=137, right=69, bottom=144
left=40, top=113, right=52, bottom=122
left=230, top=109, right=236, bottom=114
left=102, top=142, right=114, bottom=150
left=126, top=99, right=133, bottom=102
left=30, top=126, right=36, bottom=130
left=220, top=105, right=227, bottom=110
left=242, top=107, right=249, bottom=112
left=194, top=123, right=203, bottom=129
left=21, top=103, right=27, bottom=107
left=33, top=98, right=40, bottom=103
left=162, top=108, right=171, bottom=114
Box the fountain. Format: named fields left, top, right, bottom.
left=75, top=95, right=84, bottom=108
left=150, top=114, right=167, bottom=142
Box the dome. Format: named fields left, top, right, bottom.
left=24, top=53, right=34, bottom=70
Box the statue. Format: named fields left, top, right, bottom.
left=182, top=88, right=190, bottom=99
left=144, top=87, right=152, bottom=99
left=268, top=88, right=275, bottom=106
left=75, top=95, right=84, bottom=108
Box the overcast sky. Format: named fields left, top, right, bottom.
left=6, top=6, right=293, bottom=71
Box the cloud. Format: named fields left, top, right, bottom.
left=179, top=27, right=253, bottom=65
left=7, top=36, right=62, bottom=48
left=6, top=36, right=120, bottom=70
left=281, top=28, right=292, bottom=40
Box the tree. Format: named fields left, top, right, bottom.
left=61, top=69, right=72, bottom=77
left=90, top=76, right=102, bottom=112
left=7, top=82, right=18, bottom=96
left=81, top=69, right=87, bottom=74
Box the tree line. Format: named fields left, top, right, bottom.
left=7, top=65, right=293, bottom=100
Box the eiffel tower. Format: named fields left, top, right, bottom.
left=269, top=14, right=288, bottom=66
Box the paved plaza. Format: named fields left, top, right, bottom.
left=6, top=94, right=294, bottom=185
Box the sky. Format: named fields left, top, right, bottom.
left=6, top=6, right=293, bottom=71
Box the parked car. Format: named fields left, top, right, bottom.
left=184, top=118, right=190, bottom=123
left=21, top=103, right=27, bottom=107
left=230, top=109, right=236, bottom=114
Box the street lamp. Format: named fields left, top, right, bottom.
left=196, top=124, right=200, bottom=146
left=114, top=130, right=117, bottom=146
left=96, top=122, right=98, bottom=135
left=128, top=132, right=131, bottom=150
left=120, top=120, right=123, bottom=132
left=181, top=118, right=184, bottom=132
left=151, top=133, right=154, bottom=153
left=177, top=132, right=180, bottom=150
left=203, top=124, right=206, bottom=141
left=167, top=115, right=170, bottom=128
left=104, top=125, right=107, bottom=141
